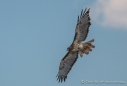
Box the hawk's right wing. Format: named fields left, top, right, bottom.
left=56, top=51, right=78, bottom=82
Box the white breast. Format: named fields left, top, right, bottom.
left=79, top=44, right=84, bottom=50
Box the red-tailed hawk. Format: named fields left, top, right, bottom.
left=56, top=8, right=95, bottom=82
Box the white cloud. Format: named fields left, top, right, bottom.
left=92, top=0, right=127, bottom=29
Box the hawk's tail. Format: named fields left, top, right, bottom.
left=79, top=39, right=95, bottom=57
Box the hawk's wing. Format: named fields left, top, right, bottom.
left=56, top=51, right=78, bottom=82
left=72, top=8, right=91, bottom=44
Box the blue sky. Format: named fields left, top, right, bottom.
left=0, top=0, right=127, bottom=86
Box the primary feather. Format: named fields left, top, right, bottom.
left=57, top=51, right=78, bottom=82
left=73, top=8, right=91, bottom=44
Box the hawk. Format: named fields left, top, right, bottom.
left=56, top=8, right=95, bottom=83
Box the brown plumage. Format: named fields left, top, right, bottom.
left=57, top=8, right=95, bottom=83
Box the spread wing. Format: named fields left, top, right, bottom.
left=73, top=8, right=91, bottom=44
left=56, top=51, right=78, bottom=83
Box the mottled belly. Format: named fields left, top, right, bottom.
left=71, top=43, right=80, bottom=52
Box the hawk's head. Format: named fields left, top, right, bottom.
left=67, top=47, right=70, bottom=51
left=67, top=45, right=73, bottom=51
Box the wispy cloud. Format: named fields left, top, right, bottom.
left=91, top=0, right=127, bottom=29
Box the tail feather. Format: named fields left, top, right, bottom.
left=90, top=45, right=95, bottom=48
left=79, top=39, right=95, bottom=57
left=88, top=39, right=94, bottom=43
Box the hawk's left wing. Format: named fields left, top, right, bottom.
left=72, top=8, right=91, bottom=44
left=56, top=51, right=78, bottom=82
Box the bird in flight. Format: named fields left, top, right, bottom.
left=56, top=8, right=95, bottom=83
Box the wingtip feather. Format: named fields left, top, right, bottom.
left=86, top=8, right=90, bottom=13
left=77, top=15, right=79, bottom=23
left=83, top=8, right=87, bottom=15
left=80, top=9, right=83, bottom=18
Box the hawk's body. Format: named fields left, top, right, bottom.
left=56, top=8, right=95, bottom=82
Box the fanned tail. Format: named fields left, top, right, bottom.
left=79, top=39, right=95, bottom=57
